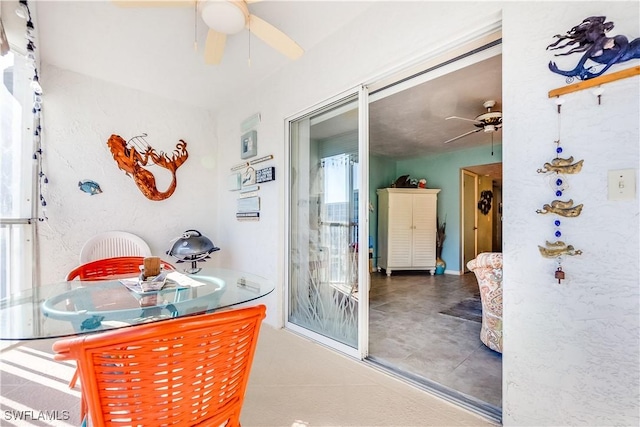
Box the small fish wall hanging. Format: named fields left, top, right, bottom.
left=547, top=16, right=640, bottom=81
left=537, top=156, right=584, bottom=174
left=536, top=199, right=583, bottom=217
left=107, top=133, right=189, bottom=201
left=538, top=241, right=583, bottom=258
left=78, top=180, right=102, bottom=195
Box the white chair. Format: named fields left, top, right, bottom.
left=79, top=231, right=152, bottom=264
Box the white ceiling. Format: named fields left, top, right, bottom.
left=370, top=53, right=502, bottom=159
left=30, top=0, right=375, bottom=111
left=310, top=53, right=503, bottom=160
left=3, top=0, right=502, bottom=164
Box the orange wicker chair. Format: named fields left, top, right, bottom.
left=53, top=305, right=266, bottom=427
left=66, top=256, right=175, bottom=281
left=65, top=256, right=177, bottom=391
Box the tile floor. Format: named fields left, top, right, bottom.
left=368, top=271, right=502, bottom=417
left=0, top=322, right=498, bottom=426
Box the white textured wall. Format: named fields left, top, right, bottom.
left=38, top=65, right=218, bottom=283
left=502, top=2, right=639, bottom=426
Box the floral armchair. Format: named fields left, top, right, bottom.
left=467, top=252, right=503, bottom=353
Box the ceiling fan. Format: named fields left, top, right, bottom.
left=443, top=100, right=502, bottom=144
left=114, top=0, right=304, bottom=65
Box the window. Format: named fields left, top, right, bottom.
left=1, top=51, right=36, bottom=296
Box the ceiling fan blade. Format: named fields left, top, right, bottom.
left=445, top=116, right=483, bottom=124
left=248, top=14, right=303, bottom=60
left=204, top=29, right=226, bottom=64
left=112, top=0, right=195, bottom=7
left=443, top=128, right=482, bottom=144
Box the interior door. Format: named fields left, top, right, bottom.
left=462, top=170, right=478, bottom=272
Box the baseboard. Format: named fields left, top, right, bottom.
left=444, top=269, right=463, bottom=275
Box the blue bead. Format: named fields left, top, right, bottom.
left=555, top=230, right=562, bottom=237
left=556, top=147, right=563, bottom=154
left=556, top=190, right=562, bottom=197
left=556, top=179, right=563, bottom=186
left=554, top=220, right=561, bottom=226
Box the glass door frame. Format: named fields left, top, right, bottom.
left=284, top=86, right=370, bottom=360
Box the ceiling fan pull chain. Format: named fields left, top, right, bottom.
left=248, top=21, right=252, bottom=67
left=491, top=132, right=494, bottom=156
left=193, top=1, right=198, bottom=51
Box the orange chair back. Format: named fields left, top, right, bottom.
left=53, top=305, right=266, bottom=427
left=66, top=256, right=175, bottom=281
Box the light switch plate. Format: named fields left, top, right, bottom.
left=608, top=169, right=636, bottom=200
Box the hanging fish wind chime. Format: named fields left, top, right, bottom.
left=536, top=98, right=583, bottom=283
left=107, top=133, right=189, bottom=201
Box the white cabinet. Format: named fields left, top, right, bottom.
left=376, top=188, right=440, bottom=276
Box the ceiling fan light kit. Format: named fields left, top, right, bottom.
left=201, top=1, right=248, bottom=35
left=114, top=0, right=303, bottom=65
left=200, top=0, right=304, bottom=64
left=443, top=99, right=502, bottom=144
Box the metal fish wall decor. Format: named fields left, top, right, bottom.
left=78, top=180, right=102, bottom=195
left=538, top=241, right=583, bottom=258
left=537, top=157, right=584, bottom=174
left=536, top=199, right=583, bottom=217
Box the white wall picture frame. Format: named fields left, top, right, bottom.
left=241, top=130, right=257, bottom=159
left=228, top=172, right=242, bottom=191
left=242, top=168, right=256, bottom=187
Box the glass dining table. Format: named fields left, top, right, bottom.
left=0, top=267, right=274, bottom=340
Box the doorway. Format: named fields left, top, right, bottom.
left=366, top=40, right=503, bottom=419
left=462, top=163, right=503, bottom=272
left=285, top=28, right=503, bottom=421
left=462, top=170, right=479, bottom=272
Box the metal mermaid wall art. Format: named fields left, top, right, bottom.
left=107, top=134, right=188, bottom=201
left=547, top=16, right=640, bottom=81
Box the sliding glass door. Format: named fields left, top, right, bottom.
left=286, top=91, right=367, bottom=355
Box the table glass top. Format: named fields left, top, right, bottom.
left=0, top=267, right=274, bottom=340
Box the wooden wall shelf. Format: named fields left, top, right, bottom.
left=548, top=65, right=640, bottom=98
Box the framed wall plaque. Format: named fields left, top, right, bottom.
left=241, top=130, right=257, bottom=159
left=256, top=166, right=275, bottom=183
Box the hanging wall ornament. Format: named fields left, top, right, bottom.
left=478, top=190, right=493, bottom=215
left=536, top=96, right=583, bottom=284
left=17, top=0, right=48, bottom=221
left=536, top=199, right=583, bottom=217
left=107, top=134, right=188, bottom=201
left=547, top=16, right=640, bottom=82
